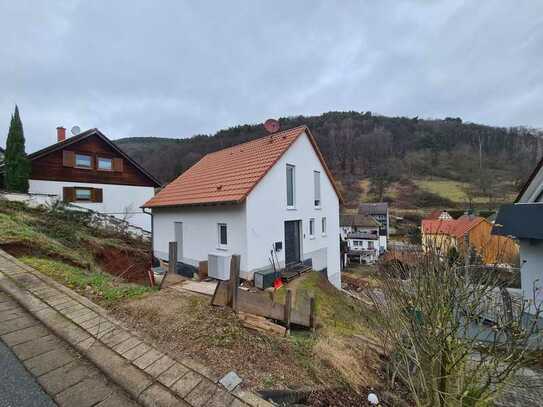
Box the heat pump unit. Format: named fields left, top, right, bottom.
left=208, top=252, right=231, bottom=280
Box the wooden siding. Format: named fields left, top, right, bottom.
left=31, top=134, right=156, bottom=187
left=466, top=221, right=519, bottom=265
left=422, top=220, right=519, bottom=265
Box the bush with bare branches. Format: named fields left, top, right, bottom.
left=369, top=245, right=541, bottom=406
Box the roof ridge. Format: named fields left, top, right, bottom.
left=204, top=125, right=308, bottom=157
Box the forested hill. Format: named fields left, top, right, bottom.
left=115, top=112, right=543, bottom=209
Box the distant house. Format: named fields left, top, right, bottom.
left=340, top=214, right=380, bottom=263
left=493, top=155, right=543, bottom=312
left=143, top=125, right=343, bottom=287
left=359, top=202, right=389, bottom=252
left=427, top=209, right=453, bottom=221
left=422, top=215, right=518, bottom=264
left=26, top=127, right=161, bottom=231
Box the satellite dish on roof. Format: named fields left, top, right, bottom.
left=71, top=125, right=81, bottom=136
left=264, top=119, right=280, bottom=134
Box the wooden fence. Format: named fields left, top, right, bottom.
left=212, top=254, right=316, bottom=330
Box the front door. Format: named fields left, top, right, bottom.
left=174, top=222, right=183, bottom=260
left=284, top=220, right=301, bottom=266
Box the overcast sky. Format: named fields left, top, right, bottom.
left=1, top=1, right=542, bottom=151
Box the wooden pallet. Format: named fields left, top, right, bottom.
left=281, top=264, right=312, bottom=282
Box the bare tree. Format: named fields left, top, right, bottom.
left=369, top=239, right=541, bottom=406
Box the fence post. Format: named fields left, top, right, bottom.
left=309, top=296, right=316, bottom=332
left=464, top=233, right=470, bottom=283
left=230, top=255, right=240, bottom=312
left=160, top=241, right=177, bottom=290
left=285, top=289, right=292, bottom=335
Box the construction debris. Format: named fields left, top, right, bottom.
left=238, top=311, right=287, bottom=336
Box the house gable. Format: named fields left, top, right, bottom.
left=516, top=157, right=543, bottom=203
left=143, top=125, right=342, bottom=208
left=29, top=130, right=160, bottom=187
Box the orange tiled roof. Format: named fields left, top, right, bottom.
left=422, top=216, right=484, bottom=238
left=143, top=125, right=341, bottom=208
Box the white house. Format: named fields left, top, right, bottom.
left=493, top=156, right=543, bottom=314
left=340, top=214, right=380, bottom=263
left=143, top=125, right=343, bottom=287
left=26, top=127, right=161, bottom=231
left=359, top=202, right=389, bottom=252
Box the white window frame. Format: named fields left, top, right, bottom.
left=97, top=157, right=113, bottom=171
left=75, top=187, right=92, bottom=201
left=75, top=153, right=92, bottom=169
left=321, top=217, right=327, bottom=236
left=286, top=164, right=296, bottom=209
left=217, top=223, right=228, bottom=250
left=309, top=218, right=315, bottom=239
left=313, top=170, right=321, bottom=208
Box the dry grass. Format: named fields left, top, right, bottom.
left=112, top=288, right=315, bottom=390
left=112, top=273, right=384, bottom=398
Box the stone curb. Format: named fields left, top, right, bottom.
left=0, top=250, right=272, bottom=407
left=0, top=269, right=178, bottom=406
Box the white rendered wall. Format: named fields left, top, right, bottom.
left=28, top=179, right=155, bottom=231
left=518, top=166, right=543, bottom=203
left=151, top=204, right=248, bottom=273
left=520, top=239, right=543, bottom=314
left=245, top=132, right=341, bottom=287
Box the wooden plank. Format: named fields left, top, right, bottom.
left=179, top=281, right=217, bottom=296
left=285, top=289, right=292, bottom=333
left=198, top=261, right=208, bottom=281
left=211, top=281, right=230, bottom=306
left=160, top=241, right=177, bottom=290
left=309, top=296, right=316, bottom=331
left=237, top=289, right=285, bottom=321
left=238, top=312, right=286, bottom=336
left=231, top=255, right=240, bottom=312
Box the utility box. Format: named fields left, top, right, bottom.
left=208, top=253, right=231, bottom=280
left=254, top=268, right=276, bottom=289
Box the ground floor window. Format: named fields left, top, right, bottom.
left=75, top=188, right=92, bottom=201
left=218, top=223, right=228, bottom=249
left=321, top=217, right=327, bottom=235
left=309, top=218, right=315, bottom=238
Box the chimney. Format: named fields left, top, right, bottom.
left=56, top=126, right=66, bottom=142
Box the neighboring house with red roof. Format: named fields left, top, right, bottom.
left=422, top=215, right=517, bottom=264
left=25, top=127, right=161, bottom=231
left=143, top=125, right=343, bottom=287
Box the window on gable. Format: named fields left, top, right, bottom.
left=309, top=218, right=315, bottom=238
left=321, top=217, right=327, bottom=235
left=75, top=154, right=92, bottom=169
left=286, top=164, right=295, bottom=207
left=97, top=157, right=113, bottom=171
left=314, top=170, right=321, bottom=207
left=218, top=223, right=228, bottom=248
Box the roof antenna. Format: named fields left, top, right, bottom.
left=264, top=119, right=280, bottom=142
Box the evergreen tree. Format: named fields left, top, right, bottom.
left=4, top=105, right=31, bottom=192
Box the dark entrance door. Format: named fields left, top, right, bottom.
left=284, top=220, right=301, bottom=266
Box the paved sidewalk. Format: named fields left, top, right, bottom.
left=0, top=249, right=271, bottom=407
left=0, top=290, right=138, bottom=406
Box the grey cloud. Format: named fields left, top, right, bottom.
left=1, top=1, right=542, bottom=152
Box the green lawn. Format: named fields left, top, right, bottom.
left=413, top=179, right=487, bottom=203
left=21, top=257, right=154, bottom=305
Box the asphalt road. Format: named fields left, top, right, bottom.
left=0, top=338, right=56, bottom=407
